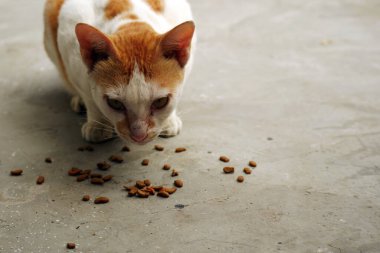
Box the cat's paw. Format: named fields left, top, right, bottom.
left=159, top=115, right=182, bottom=138
left=70, top=96, right=86, bottom=114
left=81, top=121, right=115, bottom=143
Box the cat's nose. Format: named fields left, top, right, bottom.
left=129, top=121, right=147, bottom=142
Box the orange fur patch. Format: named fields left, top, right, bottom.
left=123, top=13, right=138, bottom=20
left=105, top=0, right=131, bottom=19
left=145, top=0, right=164, bottom=12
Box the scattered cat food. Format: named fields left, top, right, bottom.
left=154, top=145, right=164, bottom=151
left=157, top=190, right=170, bottom=198
left=152, top=185, right=163, bottom=191
left=128, top=187, right=138, bottom=197
left=135, top=180, right=146, bottom=189
left=237, top=176, right=244, bottom=183
left=97, top=161, right=111, bottom=171
left=163, top=187, right=177, bottom=194
left=171, top=170, right=179, bottom=177
left=45, top=157, right=52, bottom=163
left=249, top=160, right=257, bottom=167
left=219, top=156, right=230, bottom=163
left=174, top=179, right=183, bottom=188
left=137, top=189, right=149, bottom=198
left=109, top=155, right=123, bottom=163
left=121, top=146, right=130, bottom=152
left=144, top=186, right=155, bottom=195
left=223, top=167, right=235, bottom=174
left=141, top=159, right=149, bottom=166
left=90, top=173, right=102, bottom=178
left=82, top=195, right=90, bottom=201
left=162, top=164, right=171, bottom=170
left=175, top=147, right=186, bottom=153
left=144, top=179, right=151, bottom=186
left=80, top=169, right=91, bottom=175
left=243, top=167, right=252, bottom=174
left=36, top=176, right=45, bottom=185
left=103, top=175, right=113, bottom=182
left=10, top=169, right=23, bottom=176
left=90, top=178, right=104, bottom=185
left=77, top=174, right=89, bottom=182
left=68, top=168, right=82, bottom=176
left=94, top=197, right=109, bottom=204
left=66, top=243, right=76, bottom=249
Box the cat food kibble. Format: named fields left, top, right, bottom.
left=68, top=168, right=82, bottom=176
left=90, top=178, right=104, bottom=185
left=249, top=160, right=257, bottom=167
left=45, top=157, right=52, bottom=163
left=175, top=147, right=186, bottom=153
left=163, top=187, right=177, bottom=194
left=135, top=180, right=146, bottom=189
left=154, top=145, right=164, bottom=151
left=143, top=179, right=151, bottom=186
left=94, top=197, right=109, bottom=204
left=103, top=175, right=113, bottom=182
left=141, top=159, right=149, bottom=166
left=219, top=156, right=230, bottom=163
left=237, top=176, right=244, bottom=183
left=109, top=155, right=124, bottom=163
left=82, top=195, right=90, bottom=201
left=243, top=167, right=252, bottom=174
left=77, top=174, right=89, bottom=182
left=137, top=189, right=149, bottom=198
left=162, top=164, right=171, bottom=170
left=36, top=176, right=45, bottom=185
left=97, top=161, right=111, bottom=171
left=66, top=243, right=76, bottom=249
left=121, top=146, right=130, bottom=152
left=223, top=167, right=235, bottom=174
left=80, top=169, right=91, bottom=175
left=157, top=190, right=170, bottom=198
left=128, top=187, right=138, bottom=197
left=174, top=179, right=183, bottom=188
left=152, top=185, right=163, bottom=191
left=171, top=170, right=179, bottom=177
left=90, top=173, right=102, bottom=178
left=10, top=169, right=23, bottom=176
left=144, top=187, right=155, bottom=195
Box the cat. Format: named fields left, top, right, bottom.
left=43, top=0, right=195, bottom=144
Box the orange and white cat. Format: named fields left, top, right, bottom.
left=43, top=0, right=195, bottom=144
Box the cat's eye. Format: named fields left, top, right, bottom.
left=107, top=97, right=125, bottom=111
left=151, top=96, right=170, bottom=110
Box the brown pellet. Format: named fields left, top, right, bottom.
left=154, top=145, right=164, bottom=151
left=77, top=174, right=89, bottom=182
left=135, top=180, right=146, bottom=189
left=124, top=185, right=134, bottom=191
left=121, top=146, right=130, bottom=152
left=68, top=168, right=82, bottom=176
left=175, top=147, right=186, bottom=153
left=243, top=167, right=252, bottom=174
left=157, top=191, right=170, bottom=198
left=128, top=187, right=138, bottom=197
left=94, top=197, right=109, bottom=204
left=174, top=179, right=183, bottom=188
left=171, top=170, right=179, bottom=177
left=82, top=195, right=90, bottom=201
left=223, top=167, right=235, bottom=174
left=90, top=178, right=104, bottom=185
left=152, top=185, right=163, bottom=191
left=97, top=161, right=111, bottom=171
left=141, top=159, right=149, bottom=166
left=66, top=243, right=76, bottom=249
left=10, top=169, right=23, bottom=176
left=90, top=173, right=103, bottom=178
left=237, top=176, right=244, bottom=183
left=249, top=160, right=257, bottom=167
left=163, top=187, right=177, bottom=194
left=219, top=156, right=230, bottom=163
left=162, top=164, right=171, bottom=170
left=137, top=189, right=149, bottom=198
left=143, top=187, right=155, bottom=195
left=36, top=176, right=45, bottom=185
left=109, top=155, right=123, bottom=163
left=45, top=157, right=52, bottom=163
left=143, top=179, right=151, bottom=186
left=103, top=175, right=113, bottom=182
left=80, top=169, right=91, bottom=175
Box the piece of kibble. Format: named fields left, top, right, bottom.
left=157, top=190, right=170, bottom=198
left=243, top=167, right=252, bottom=174
left=137, top=189, right=149, bottom=198
left=237, top=176, right=244, bottom=183
left=175, top=147, right=186, bottom=153
left=109, top=155, right=124, bottom=163
left=77, top=174, right=89, bottom=182
left=36, top=176, right=45, bottom=185
left=152, top=185, right=163, bottom=191
left=171, top=170, right=179, bottom=177
left=97, top=161, right=111, bottom=171
left=249, top=160, right=257, bottom=167
left=45, top=157, right=52, bottom=163
left=162, top=164, right=171, bottom=170
left=219, top=156, right=230, bottom=163
left=141, top=159, right=149, bottom=166
left=163, top=187, right=177, bottom=194
left=128, top=187, right=138, bottom=197
left=68, top=168, right=82, bottom=176
left=103, top=175, right=113, bottom=182
left=80, top=169, right=91, bottom=175
left=143, top=187, right=155, bottom=195
left=66, top=243, right=76, bottom=249
left=90, top=178, right=104, bottom=185
left=143, top=179, right=151, bottom=186
left=90, top=173, right=103, bottom=178
left=121, top=146, right=130, bottom=152
left=223, top=167, right=235, bottom=174
left=82, top=195, right=90, bottom=201
left=135, top=180, right=146, bottom=189
left=10, top=169, right=23, bottom=176
left=174, top=179, right=183, bottom=188
left=94, top=197, right=109, bottom=204
left=154, top=145, right=164, bottom=151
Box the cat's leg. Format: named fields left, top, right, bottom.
left=159, top=111, right=182, bottom=138
left=70, top=95, right=86, bottom=114
left=81, top=100, right=115, bottom=143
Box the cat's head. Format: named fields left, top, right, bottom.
left=75, top=21, right=195, bottom=144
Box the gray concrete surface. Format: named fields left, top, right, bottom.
left=1, top=0, right=380, bottom=252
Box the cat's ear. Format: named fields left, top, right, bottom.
left=75, top=23, right=117, bottom=71
left=160, top=21, right=195, bottom=68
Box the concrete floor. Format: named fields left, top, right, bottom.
left=1, top=0, right=380, bottom=252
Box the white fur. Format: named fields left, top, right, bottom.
left=44, top=0, right=195, bottom=143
